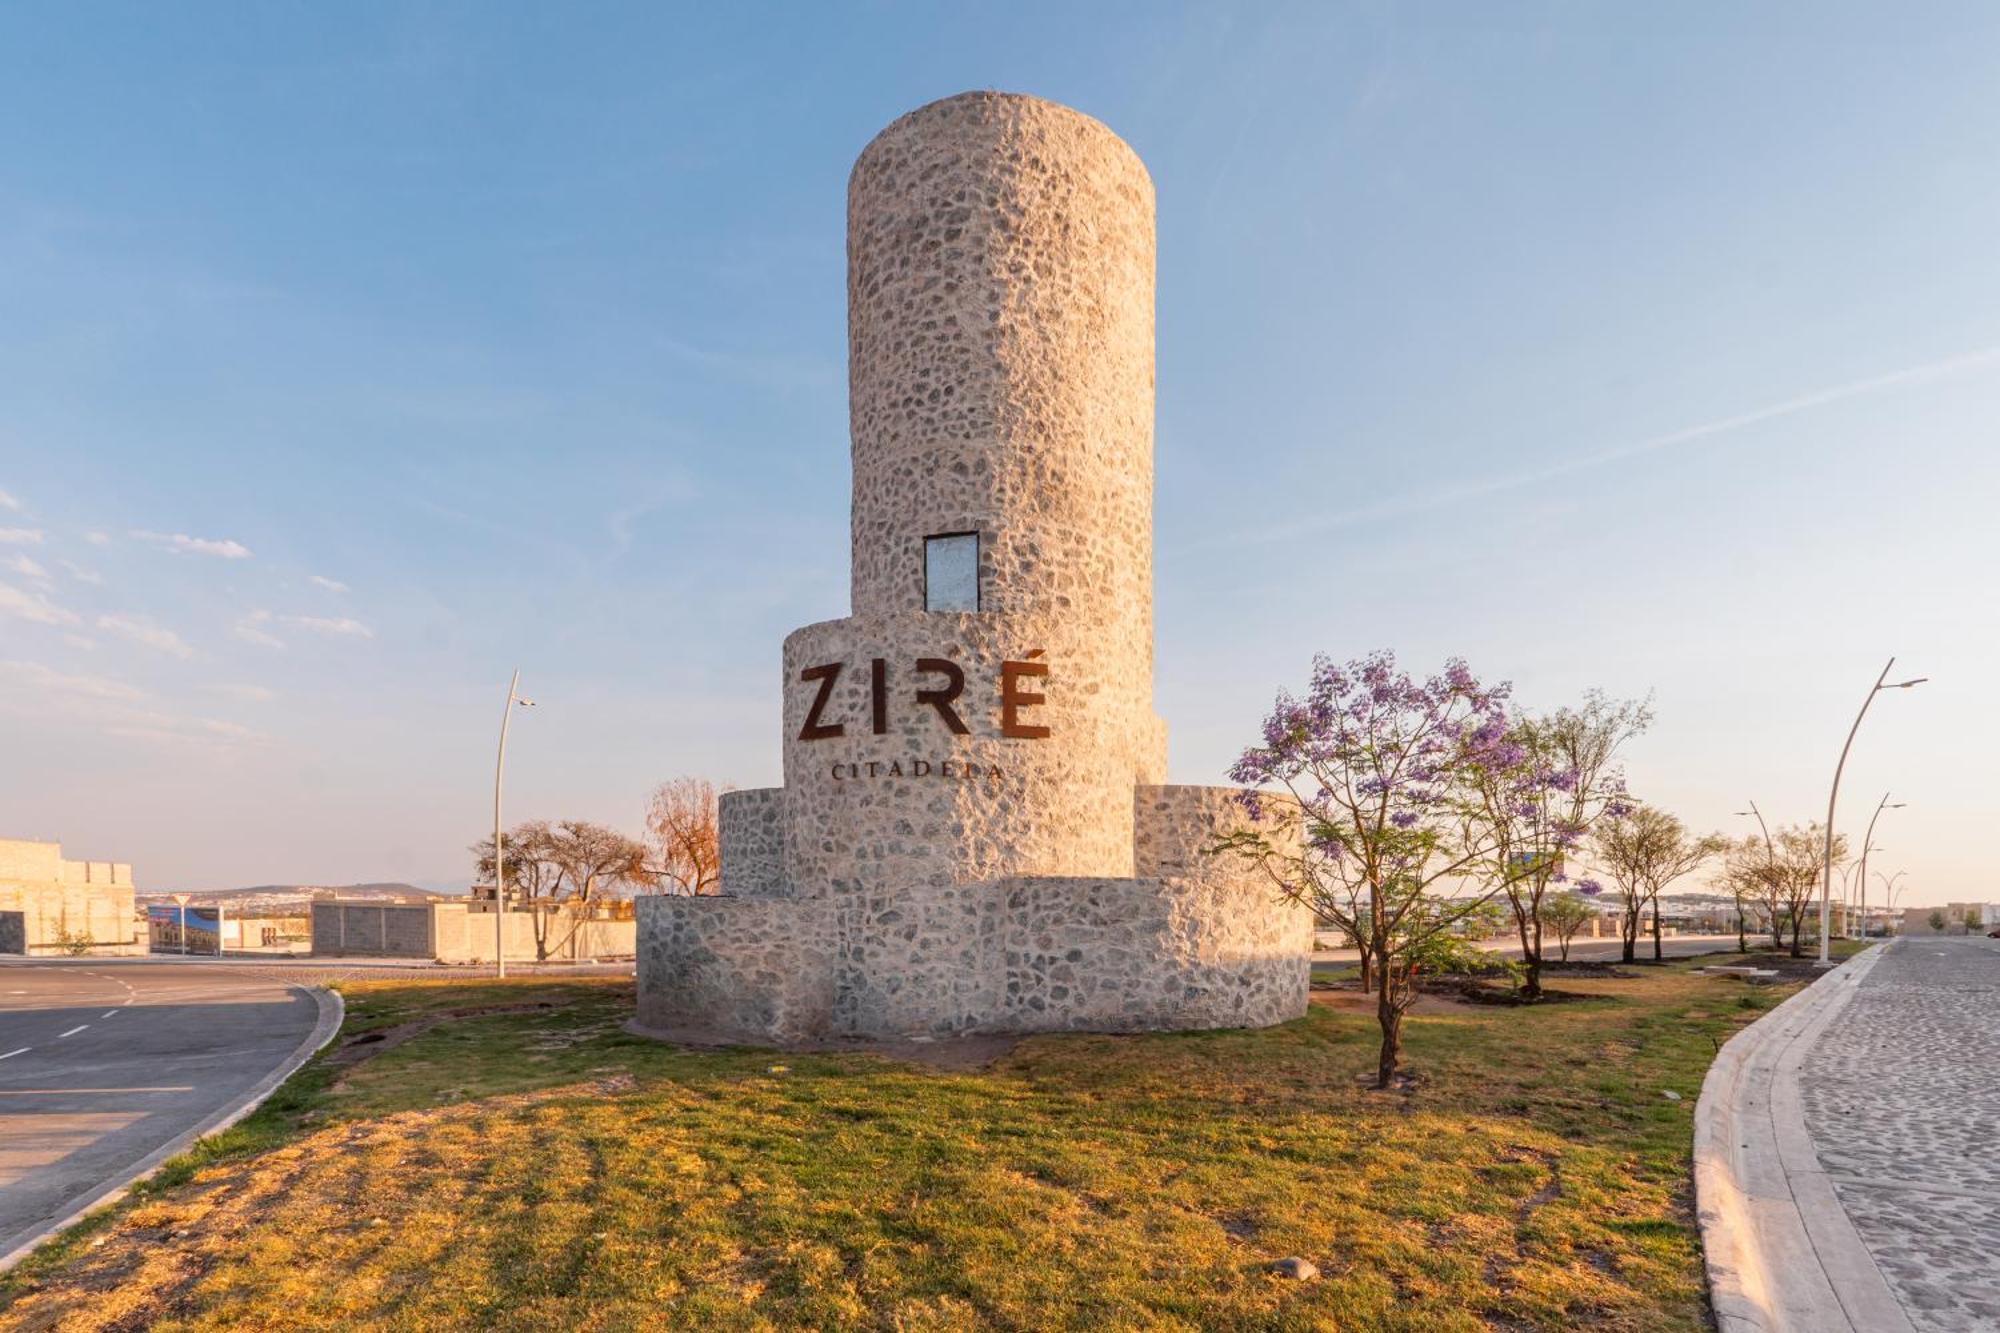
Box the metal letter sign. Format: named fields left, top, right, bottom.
left=796, top=653, right=1049, bottom=742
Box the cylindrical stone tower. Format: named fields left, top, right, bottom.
left=779, top=91, right=1166, bottom=897
left=636, top=92, right=1313, bottom=1044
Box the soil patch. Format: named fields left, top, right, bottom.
left=327, top=1002, right=558, bottom=1070
left=1540, top=960, right=1640, bottom=978
left=1310, top=988, right=1475, bottom=1016
left=622, top=1019, right=1020, bottom=1072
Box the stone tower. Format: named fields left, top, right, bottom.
left=636, top=92, right=1309, bottom=1042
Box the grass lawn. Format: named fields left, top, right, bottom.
left=0, top=949, right=1852, bottom=1331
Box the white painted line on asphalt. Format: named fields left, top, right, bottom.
left=57, top=1025, right=89, bottom=1038
left=0, top=1048, right=28, bottom=1061
left=101, top=1010, right=119, bottom=1018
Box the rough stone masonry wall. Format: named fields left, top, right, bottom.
left=780, top=90, right=1166, bottom=903
left=0, top=911, right=23, bottom=955
left=632, top=93, right=1313, bottom=1045
left=781, top=611, right=1152, bottom=896
left=634, top=782, right=1308, bottom=1041
left=636, top=895, right=834, bottom=1044
left=718, top=788, right=786, bottom=898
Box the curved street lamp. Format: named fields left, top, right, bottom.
left=1735, top=802, right=1776, bottom=951
left=1819, top=658, right=1925, bottom=966
left=1855, top=793, right=1905, bottom=939
left=493, top=669, right=537, bottom=980
left=1875, top=869, right=1909, bottom=933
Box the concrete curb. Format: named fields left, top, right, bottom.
left=1694, top=943, right=1912, bottom=1333
left=0, top=982, right=345, bottom=1275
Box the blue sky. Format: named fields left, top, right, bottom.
left=2, top=3, right=1994, bottom=903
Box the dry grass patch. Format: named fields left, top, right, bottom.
left=0, top=959, right=1838, bottom=1331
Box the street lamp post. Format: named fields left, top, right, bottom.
left=1876, top=869, right=1908, bottom=934
left=1856, top=793, right=1905, bottom=940
left=1734, top=802, right=1776, bottom=952
left=493, top=669, right=536, bottom=981
left=1818, top=658, right=1926, bottom=967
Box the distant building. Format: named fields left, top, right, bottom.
left=1901, top=903, right=1998, bottom=935
left=0, top=837, right=145, bottom=955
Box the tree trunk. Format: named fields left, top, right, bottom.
left=1375, top=974, right=1406, bottom=1090
left=1651, top=902, right=1663, bottom=961
left=1788, top=911, right=1804, bottom=957
left=1736, top=910, right=1746, bottom=953
left=1516, top=909, right=1542, bottom=1000
left=1621, top=906, right=1638, bottom=963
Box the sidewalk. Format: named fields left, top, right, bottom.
left=1696, top=937, right=2000, bottom=1332
left=1799, top=937, right=2000, bottom=1331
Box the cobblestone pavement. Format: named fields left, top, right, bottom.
left=1800, top=937, right=2000, bottom=1332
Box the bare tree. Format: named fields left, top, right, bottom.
left=1717, top=838, right=1774, bottom=952
left=473, top=820, right=560, bottom=908
left=1763, top=822, right=1845, bottom=957
left=1595, top=806, right=1726, bottom=961
left=645, top=777, right=724, bottom=897
left=472, top=819, right=651, bottom=961
left=1469, top=692, right=1649, bottom=998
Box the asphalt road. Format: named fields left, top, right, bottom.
left=0, top=961, right=321, bottom=1265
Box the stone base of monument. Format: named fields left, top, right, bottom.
left=632, top=784, right=1313, bottom=1044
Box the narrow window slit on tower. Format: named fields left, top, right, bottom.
left=924, top=532, right=980, bottom=611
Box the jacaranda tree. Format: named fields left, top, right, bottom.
left=1215, top=650, right=1524, bottom=1089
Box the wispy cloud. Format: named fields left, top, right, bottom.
left=96, top=613, right=196, bottom=659
left=308, top=574, right=349, bottom=593
left=131, top=530, right=252, bottom=559
left=0, top=527, right=45, bottom=545
left=1243, top=345, right=2000, bottom=544
left=0, top=660, right=146, bottom=702
left=0, top=660, right=264, bottom=749
left=83, top=531, right=110, bottom=546
left=58, top=559, right=102, bottom=585
left=282, top=614, right=373, bottom=639
left=0, top=487, right=21, bottom=512
left=234, top=610, right=285, bottom=649
left=0, top=581, right=79, bottom=626
left=4, top=554, right=50, bottom=582
left=213, top=683, right=276, bottom=703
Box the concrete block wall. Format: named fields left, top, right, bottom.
left=311, top=902, right=436, bottom=957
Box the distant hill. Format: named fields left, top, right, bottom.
left=137, top=882, right=443, bottom=914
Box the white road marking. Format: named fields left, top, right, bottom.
left=0, top=1047, right=28, bottom=1060
left=101, top=1010, right=119, bottom=1018
left=57, top=1025, right=89, bottom=1038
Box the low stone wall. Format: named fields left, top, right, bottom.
left=634, top=866, right=1309, bottom=1042
left=636, top=895, right=834, bottom=1042
left=0, top=910, right=23, bottom=955
left=999, top=876, right=1310, bottom=1033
